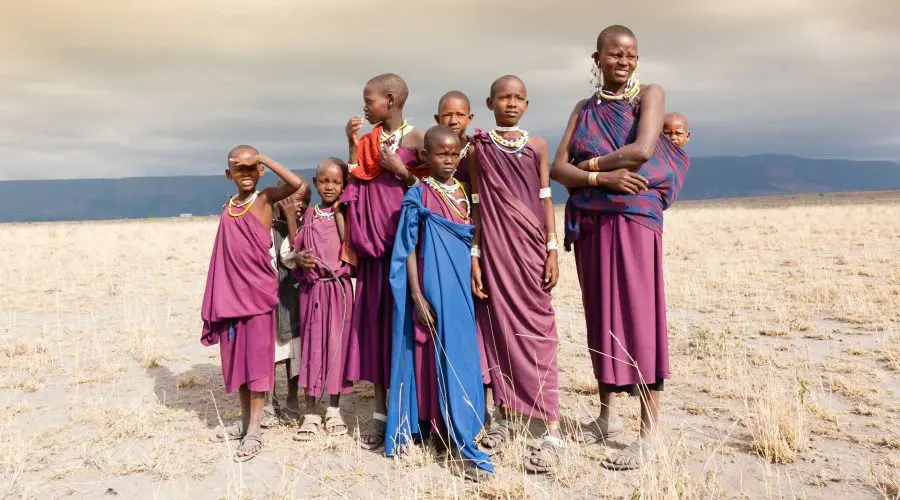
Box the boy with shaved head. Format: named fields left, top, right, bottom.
left=202, top=145, right=306, bottom=462
left=342, top=73, right=430, bottom=450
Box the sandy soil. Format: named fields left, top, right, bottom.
left=1, top=192, right=897, bottom=499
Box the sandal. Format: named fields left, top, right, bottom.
left=446, top=447, right=493, bottom=483
left=477, top=420, right=511, bottom=456
left=601, top=440, right=653, bottom=471
left=359, top=416, right=386, bottom=450
left=293, top=414, right=322, bottom=442
left=211, top=421, right=245, bottom=442
left=234, top=431, right=263, bottom=462
left=324, top=408, right=348, bottom=437
left=573, top=416, right=623, bottom=445
left=260, top=404, right=279, bottom=429
left=523, top=436, right=564, bottom=474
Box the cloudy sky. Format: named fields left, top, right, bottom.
left=2, top=0, right=898, bottom=180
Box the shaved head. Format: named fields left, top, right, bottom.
left=438, top=90, right=471, bottom=111
left=315, top=157, right=348, bottom=184
left=424, top=125, right=460, bottom=150
left=227, top=144, right=258, bottom=164
left=489, top=75, right=525, bottom=98
left=596, top=24, right=637, bottom=51
left=367, top=73, right=409, bottom=107
left=664, top=112, right=689, bottom=128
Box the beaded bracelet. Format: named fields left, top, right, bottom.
left=471, top=193, right=480, bottom=204
left=546, top=241, right=558, bottom=252
left=538, top=187, right=552, bottom=199
left=470, top=245, right=482, bottom=258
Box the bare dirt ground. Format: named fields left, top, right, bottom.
left=1, top=192, right=897, bottom=499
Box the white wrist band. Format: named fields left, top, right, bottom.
left=470, top=245, right=481, bottom=258
left=538, top=187, right=552, bottom=199
left=348, top=162, right=358, bottom=171
left=471, top=193, right=480, bottom=204
left=546, top=241, right=558, bottom=252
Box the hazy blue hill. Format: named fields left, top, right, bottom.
left=2, top=156, right=899, bottom=222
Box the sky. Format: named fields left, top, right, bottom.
left=2, top=0, right=899, bottom=180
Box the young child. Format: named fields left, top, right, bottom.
left=467, top=76, right=563, bottom=472
left=386, top=125, right=493, bottom=481
left=434, top=91, right=474, bottom=185
left=292, top=158, right=358, bottom=441
left=434, top=90, right=493, bottom=420
left=202, top=145, right=306, bottom=462
left=341, top=73, right=430, bottom=449
left=262, top=184, right=312, bottom=426
left=663, top=112, right=691, bottom=148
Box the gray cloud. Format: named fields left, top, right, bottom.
left=1, top=0, right=898, bottom=180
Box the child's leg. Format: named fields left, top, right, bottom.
left=304, top=394, right=317, bottom=415
left=639, top=389, right=660, bottom=439
left=325, top=394, right=347, bottom=437
left=360, top=387, right=388, bottom=449
left=234, top=386, right=265, bottom=460
left=286, top=360, right=299, bottom=410
left=240, top=385, right=252, bottom=431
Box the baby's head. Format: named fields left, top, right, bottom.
left=362, top=73, right=409, bottom=125
left=314, top=157, right=348, bottom=206
left=423, top=125, right=462, bottom=183
left=226, top=145, right=262, bottom=193
left=663, top=112, right=691, bottom=148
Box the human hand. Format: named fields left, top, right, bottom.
left=601, top=169, right=649, bottom=194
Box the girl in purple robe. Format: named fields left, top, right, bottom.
left=342, top=73, right=430, bottom=450
left=551, top=25, right=690, bottom=470
left=202, top=146, right=307, bottom=462
left=291, top=158, right=358, bottom=441
left=468, top=76, right=564, bottom=474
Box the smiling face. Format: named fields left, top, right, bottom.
left=362, top=82, right=391, bottom=125
left=487, top=77, right=528, bottom=128
left=225, top=149, right=262, bottom=193
left=593, top=33, right=639, bottom=89
left=314, top=161, right=345, bottom=205
left=424, top=131, right=461, bottom=183
left=435, top=95, right=473, bottom=138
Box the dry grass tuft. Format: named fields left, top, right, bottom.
left=743, top=369, right=808, bottom=463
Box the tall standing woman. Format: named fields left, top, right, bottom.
left=550, top=25, right=690, bottom=471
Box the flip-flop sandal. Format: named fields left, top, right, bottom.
left=212, top=421, right=245, bottom=442
left=260, top=405, right=279, bottom=429
left=523, top=437, right=564, bottom=474
left=446, top=447, right=493, bottom=483
left=234, top=432, right=263, bottom=462
left=359, top=418, right=386, bottom=450
left=324, top=408, right=348, bottom=437
left=293, top=414, right=322, bottom=442
left=477, top=422, right=511, bottom=457
left=601, top=440, right=651, bottom=471
left=574, top=417, right=623, bottom=445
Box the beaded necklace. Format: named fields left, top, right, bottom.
left=488, top=128, right=530, bottom=157
left=313, top=204, right=335, bottom=220
left=227, top=191, right=259, bottom=217
left=424, top=176, right=469, bottom=221
left=380, top=120, right=413, bottom=154
left=596, top=79, right=641, bottom=104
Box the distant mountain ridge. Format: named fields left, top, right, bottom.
left=1, top=155, right=898, bottom=223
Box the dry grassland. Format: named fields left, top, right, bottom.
left=0, top=192, right=897, bottom=499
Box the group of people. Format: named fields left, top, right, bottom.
left=199, top=25, right=691, bottom=479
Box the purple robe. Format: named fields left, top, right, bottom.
left=472, top=130, right=560, bottom=421
left=294, top=206, right=357, bottom=397
left=200, top=207, right=278, bottom=393
left=566, top=98, right=689, bottom=392
left=341, top=144, right=419, bottom=386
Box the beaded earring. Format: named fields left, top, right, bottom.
left=590, top=60, right=603, bottom=95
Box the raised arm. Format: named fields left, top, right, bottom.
left=551, top=100, right=649, bottom=194
left=346, top=116, right=362, bottom=169
left=583, top=84, right=666, bottom=172
left=258, top=155, right=307, bottom=204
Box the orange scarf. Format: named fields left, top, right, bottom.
left=352, top=125, right=431, bottom=181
